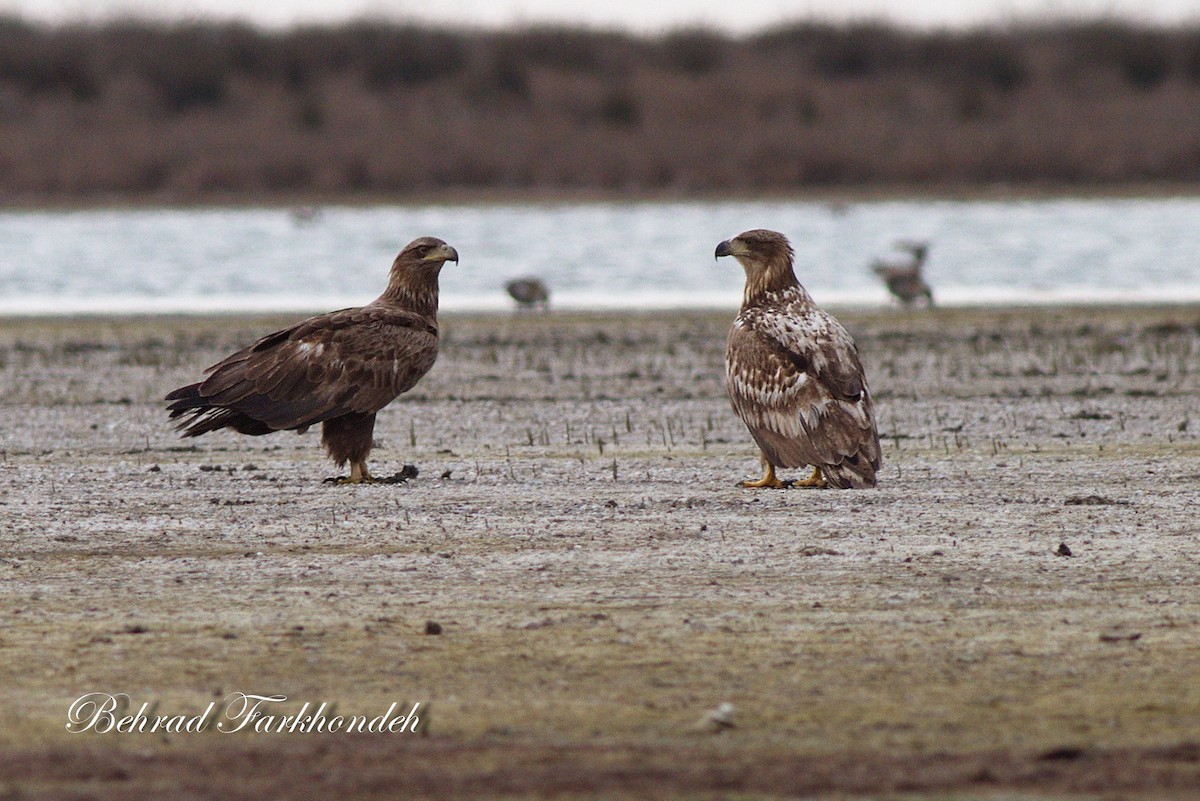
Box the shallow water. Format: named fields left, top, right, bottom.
left=1, top=196, right=1198, bottom=314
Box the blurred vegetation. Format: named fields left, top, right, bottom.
left=1, top=16, right=1199, bottom=200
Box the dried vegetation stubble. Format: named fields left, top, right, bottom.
left=0, top=306, right=1198, bottom=797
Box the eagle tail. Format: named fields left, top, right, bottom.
left=165, top=383, right=274, bottom=437
left=822, top=457, right=878, bottom=489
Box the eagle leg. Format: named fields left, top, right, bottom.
left=322, top=413, right=378, bottom=485
left=326, top=460, right=376, bottom=485
left=349, top=460, right=375, bottom=484
left=737, top=459, right=787, bottom=489
left=792, top=466, right=827, bottom=489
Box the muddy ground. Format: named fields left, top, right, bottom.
left=1, top=305, right=1198, bottom=799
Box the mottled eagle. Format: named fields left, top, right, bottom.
left=716, top=229, right=881, bottom=489
left=165, top=236, right=458, bottom=484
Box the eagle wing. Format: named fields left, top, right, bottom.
left=726, top=307, right=880, bottom=488
left=186, top=306, right=438, bottom=432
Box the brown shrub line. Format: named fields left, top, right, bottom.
left=1, top=17, right=1200, bottom=199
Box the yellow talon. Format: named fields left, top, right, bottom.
left=327, top=461, right=376, bottom=485
left=736, top=462, right=827, bottom=489
left=737, top=461, right=787, bottom=489
left=793, top=466, right=826, bottom=488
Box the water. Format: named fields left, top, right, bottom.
left=1, top=197, right=1198, bottom=315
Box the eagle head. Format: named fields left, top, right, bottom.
left=716, top=229, right=799, bottom=302
left=715, top=229, right=795, bottom=270
left=382, top=236, right=459, bottom=314
left=396, top=236, right=459, bottom=268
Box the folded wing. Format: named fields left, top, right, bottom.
left=726, top=310, right=880, bottom=488
left=166, top=307, right=438, bottom=436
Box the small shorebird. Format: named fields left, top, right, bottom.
left=872, top=240, right=934, bottom=307
left=505, top=277, right=550, bottom=311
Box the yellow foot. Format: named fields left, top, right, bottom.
left=324, top=464, right=419, bottom=485
left=324, top=461, right=375, bottom=485
left=791, top=466, right=827, bottom=489
left=324, top=474, right=376, bottom=485
left=737, top=476, right=787, bottom=489
left=737, top=462, right=786, bottom=489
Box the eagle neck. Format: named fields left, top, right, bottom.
left=742, top=257, right=804, bottom=309
left=378, top=277, right=440, bottom=321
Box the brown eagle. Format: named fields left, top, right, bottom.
left=166, top=236, right=458, bottom=484
left=716, top=229, right=881, bottom=489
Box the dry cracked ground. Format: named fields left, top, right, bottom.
left=1, top=305, right=1198, bottom=799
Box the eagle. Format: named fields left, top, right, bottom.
left=165, top=236, right=458, bottom=484
left=716, top=229, right=881, bottom=489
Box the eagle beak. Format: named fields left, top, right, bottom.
left=715, top=240, right=733, bottom=259
left=435, top=244, right=459, bottom=263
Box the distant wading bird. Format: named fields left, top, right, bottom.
left=716, top=229, right=881, bottom=489
left=872, top=240, right=934, bottom=307
left=505, top=277, right=550, bottom=311
left=166, top=237, right=458, bottom=484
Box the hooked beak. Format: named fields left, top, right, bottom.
left=715, top=239, right=733, bottom=259
left=433, top=244, right=459, bottom=263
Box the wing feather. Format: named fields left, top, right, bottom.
left=193, top=306, right=438, bottom=432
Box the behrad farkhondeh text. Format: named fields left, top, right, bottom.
left=66, top=693, right=423, bottom=734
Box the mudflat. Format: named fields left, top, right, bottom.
left=1, top=305, right=1198, bottom=799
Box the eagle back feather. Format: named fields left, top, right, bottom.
left=187, top=304, right=438, bottom=433
left=726, top=285, right=881, bottom=488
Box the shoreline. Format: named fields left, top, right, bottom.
left=3, top=297, right=1200, bottom=324
left=3, top=181, right=1200, bottom=212
left=2, top=300, right=1199, bottom=332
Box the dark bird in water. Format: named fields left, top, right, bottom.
left=716, top=229, right=881, bottom=489
left=872, top=240, right=934, bottom=307
left=505, top=277, right=550, bottom=311
left=166, top=237, right=458, bottom=484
